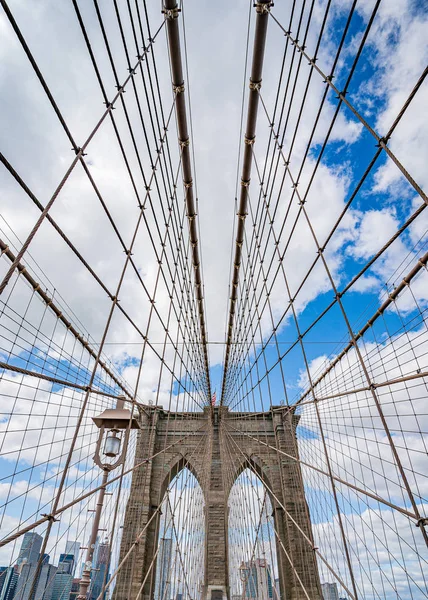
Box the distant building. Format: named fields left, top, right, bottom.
left=69, top=579, right=80, bottom=600
left=0, top=569, right=8, bottom=598
left=89, top=541, right=110, bottom=600
left=64, top=544, right=80, bottom=577
left=240, top=559, right=273, bottom=600
left=154, top=538, right=172, bottom=600
left=57, top=556, right=75, bottom=577
left=50, top=573, right=72, bottom=600
left=35, top=563, right=57, bottom=600
left=175, top=594, right=183, bottom=600
left=14, top=563, right=38, bottom=600
left=16, top=534, right=43, bottom=568
left=274, top=577, right=280, bottom=599
left=50, top=555, right=76, bottom=600
left=15, top=560, right=57, bottom=600
left=64, top=544, right=80, bottom=569
left=0, top=567, right=19, bottom=600
left=321, top=583, right=339, bottom=600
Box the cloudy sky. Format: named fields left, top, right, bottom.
left=0, top=0, right=428, bottom=598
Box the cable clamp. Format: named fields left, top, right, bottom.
left=41, top=513, right=60, bottom=523
left=73, top=147, right=87, bottom=156
left=183, top=179, right=193, bottom=189
left=323, top=74, right=334, bottom=83
left=244, top=135, right=256, bottom=146
left=249, top=79, right=262, bottom=91
left=376, top=137, right=388, bottom=148
left=255, top=2, right=272, bottom=14
left=241, top=179, right=251, bottom=188
left=179, top=137, right=190, bottom=148
left=237, top=212, right=247, bottom=220
left=162, top=6, right=180, bottom=19
left=416, top=517, right=428, bottom=528
left=173, top=82, right=185, bottom=94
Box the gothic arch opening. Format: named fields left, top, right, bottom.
left=153, top=467, right=205, bottom=600
left=228, top=468, right=280, bottom=600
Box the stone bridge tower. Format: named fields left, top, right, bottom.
left=113, top=406, right=321, bottom=600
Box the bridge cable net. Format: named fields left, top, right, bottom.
left=0, top=1, right=211, bottom=600
left=221, top=0, right=428, bottom=599
left=0, top=1, right=427, bottom=600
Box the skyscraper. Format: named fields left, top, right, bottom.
left=50, top=573, right=72, bottom=600
left=14, top=564, right=38, bottom=600
left=69, top=579, right=80, bottom=600
left=0, top=567, right=19, bottom=600
left=154, top=538, right=172, bottom=600
left=50, top=555, right=75, bottom=600
left=89, top=541, right=110, bottom=600
left=321, top=582, right=339, bottom=600
left=57, top=556, right=74, bottom=576
left=64, top=544, right=80, bottom=572
left=16, top=534, right=43, bottom=568
left=14, top=556, right=57, bottom=600
left=240, top=559, right=273, bottom=600
left=0, top=569, right=8, bottom=599
left=35, top=563, right=57, bottom=600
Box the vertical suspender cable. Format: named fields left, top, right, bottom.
left=221, top=1, right=272, bottom=405
left=163, top=0, right=211, bottom=401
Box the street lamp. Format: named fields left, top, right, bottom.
left=91, top=397, right=140, bottom=470
left=78, top=397, right=140, bottom=600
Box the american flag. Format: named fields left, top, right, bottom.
left=211, top=391, right=216, bottom=406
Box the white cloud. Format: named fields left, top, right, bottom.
left=348, top=208, right=399, bottom=261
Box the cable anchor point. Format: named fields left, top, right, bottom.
left=249, top=79, right=262, bottom=92
left=162, top=6, right=180, bottom=19
left=173, top=82, right=185, bottom=94
left=255, top=2, right=273, bottom=14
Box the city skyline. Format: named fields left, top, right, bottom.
left=0, top=535, right=88, bottom=600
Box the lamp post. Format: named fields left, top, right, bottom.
left=239, top=562, right=248, bottom=600
left=77, top=398, right=139, bottom=600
